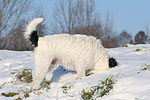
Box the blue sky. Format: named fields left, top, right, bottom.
left=36, top=0, right=150, bottom=36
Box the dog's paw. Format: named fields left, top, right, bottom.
left=44, top=74, right=52, bottom=82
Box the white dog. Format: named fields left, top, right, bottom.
left=24, top=18, right=115, bottom=90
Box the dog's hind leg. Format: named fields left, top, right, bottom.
left=31, top=52, right=53, bottom=90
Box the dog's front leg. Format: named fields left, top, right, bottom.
left=31, top=53, right=53, bottom=90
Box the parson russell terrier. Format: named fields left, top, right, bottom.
left=24, top=18, right=117, bottom=90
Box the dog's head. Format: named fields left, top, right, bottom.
left=109, top=57, right=117, bottom=68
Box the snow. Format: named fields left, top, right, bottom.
left=0, top=44, right=150, bottom=100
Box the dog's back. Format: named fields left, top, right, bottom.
left=37, top=34, right=98, bottom=69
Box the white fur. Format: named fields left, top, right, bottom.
left=24, top=18, right=44, bottom=39
left=24, top=18, right=109, bottom=90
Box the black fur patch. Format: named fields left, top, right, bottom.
left=109, top=57, right=117, bottom=68
left=29, top=31, right=38, bottom=47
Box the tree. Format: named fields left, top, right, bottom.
left=4, top=7, right=47, bottom=50
left=145, top=24, right=150, bottom=43
left=101, top=12, right=117, bottom=48
left=50, top=0, right=117, bottom=48
left=0, top=1, right=47, bottom=50
left=103, top=11, right=115, bottom=39
left=33, top=7, right=48, bottom=37
left=0, top=0, right=34, bottom=49
left=6, top=19, right=28, bottom=50
left=50, top=0, right=103, bottom=37
left=134, top=31, right=148, bottom=44
left=0, top=0, right=18, bottom=34
left=117, top=30, right=133, bottom=46
left=102, top=35, right=118, bottom=48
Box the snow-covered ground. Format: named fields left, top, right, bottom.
left=0, top=44, right=150, bottom=100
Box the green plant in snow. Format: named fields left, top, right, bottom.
left=15, top=96, right=22, bottom=100
left=81, top=76, right=116, bottom=100
left=140, top=63, right=150, bottom=71
left=1, top=89, right=32, bottom=99
left=41, top=82, right=51, bottom=90
left=135, top=48, right=141, bottom=52
left=61, top=83, right=74, bottom=94
left=121, top=44, right=128, bottom=47
left=1, top=92, right=19, bottom=97
left=15, top=68, right=33, bottom=83
left=85, top=72, right=94, bottom=76
left=0, top=82, right=7, bottom=89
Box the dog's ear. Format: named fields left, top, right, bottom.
left=109, top=57, right=117, bottom=68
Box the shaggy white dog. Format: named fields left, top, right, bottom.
left=24, top=18, right=111, bottom=90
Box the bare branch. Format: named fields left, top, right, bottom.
left=1, top=0, right=34, bottom=49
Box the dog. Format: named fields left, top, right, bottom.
left=24, top=18, right=117, bottom=90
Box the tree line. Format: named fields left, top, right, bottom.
left=0, top=0, right=149, bottom=51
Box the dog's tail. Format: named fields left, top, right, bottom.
left=24, top=18, right=44, bottom=47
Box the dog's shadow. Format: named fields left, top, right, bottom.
left=48, top=65, right=76, bottom=83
